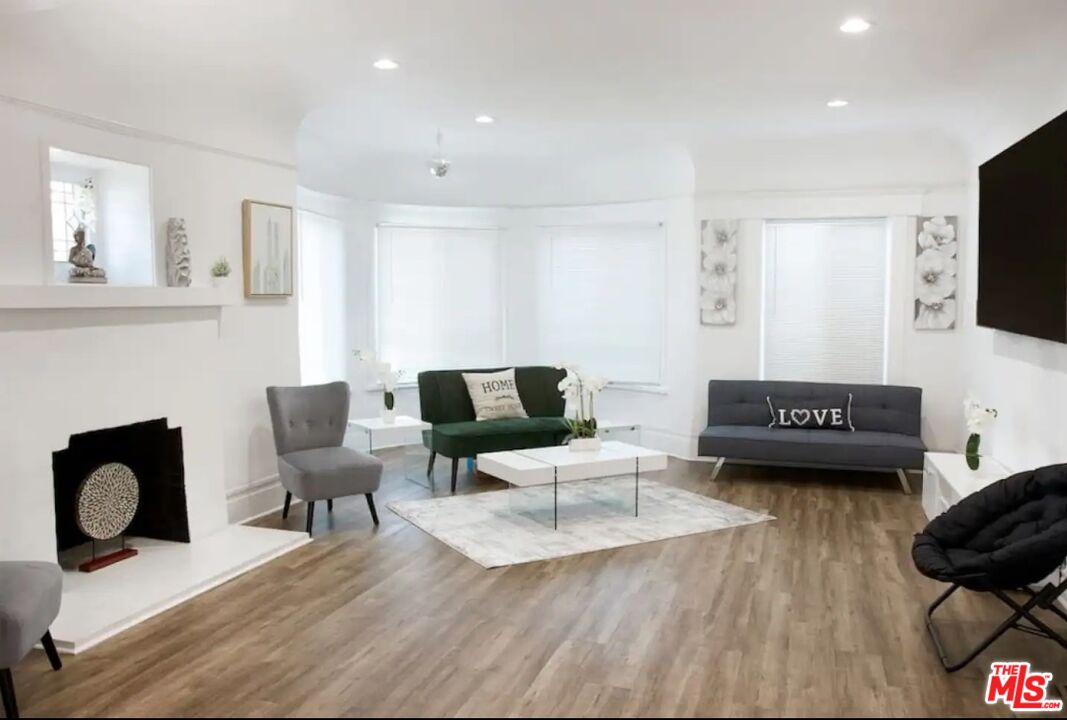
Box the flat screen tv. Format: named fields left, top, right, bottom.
left=978, top=109, right=1067, bottom=342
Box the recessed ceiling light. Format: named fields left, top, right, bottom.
left=827, top=99, right=849, bottom=108
left=372, top=58, right=399, bottom=70
left=840, top=17, right=871, bottom=33
left=474, top=115, right=495, bottom=124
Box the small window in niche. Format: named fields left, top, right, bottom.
left=47, top=148, right=155, bottom=286
left=49, top=179, right=86, bottom=263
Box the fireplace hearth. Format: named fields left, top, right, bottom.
left=53, top=418, right=190, bottom=556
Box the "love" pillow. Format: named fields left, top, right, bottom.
left=766, top=395, right=855, bottom=431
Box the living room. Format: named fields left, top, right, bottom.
left=1, top=0, right=1067, bottom=717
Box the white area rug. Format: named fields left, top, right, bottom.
left=388, top=478, right=773, bottom=568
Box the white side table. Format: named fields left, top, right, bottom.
left=348, top=415, right=433, bottom=489
left=922, top=452, right=1011, bottom=521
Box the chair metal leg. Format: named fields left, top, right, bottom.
left=0, top=668, right=17, bottom=719
left=327, top=498, right=334, bottom=513
left=896, top=468, right=912, bottom=494
left=282, top=491, right=292, bottom=519
left=451, top=457, right=459, bottom=494
left=305, top=501, right=316, bottom=535
left=41, top=631, right=62, bottom=671
left=427, top=451, right=437, bottom=478
left=710, top=457, right=726, bottom=481
left=925, top=582, right=1067, bottom=672
left=365, top=494, right=379, bottom=525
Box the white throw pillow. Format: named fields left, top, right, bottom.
left=462, top=368, right=528, bottom=421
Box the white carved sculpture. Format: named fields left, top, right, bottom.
left=166, top=217, right=192, bottom=287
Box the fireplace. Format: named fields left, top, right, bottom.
left=53, top=418, right=190, bottom=558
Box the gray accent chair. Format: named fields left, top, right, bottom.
left=266, top=381, right=383, bottom=535
left=698, top=380, right=925, bottom=493
left=0, top=562, right=63, bottom=718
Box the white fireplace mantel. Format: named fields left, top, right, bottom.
left=0, top=284, right=233, bottom=309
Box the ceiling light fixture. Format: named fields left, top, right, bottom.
left=827, top=99, right=849, bottom=108
left=839, top=17, right=871, bottom=33
left=372, top=58, right=399, bottom=70
left=474, top=114, right=495, bottom=124
left=428, top=129, right=450, bottom=178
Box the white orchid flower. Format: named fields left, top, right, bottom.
left=963, top=395, right=998, bottom=434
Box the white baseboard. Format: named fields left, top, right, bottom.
left=639, top=427, right=701, bottom=460
left=226, top=474, right=287, bottom=524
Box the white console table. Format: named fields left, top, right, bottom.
left=922, top=452, right=1011, bottom=521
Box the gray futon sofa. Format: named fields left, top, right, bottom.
left=697, top=380, right=925, bottom=493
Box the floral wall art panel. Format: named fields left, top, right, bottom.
left=914, top=215, right=958, bottom=330
left=700, top=218, right=739, bottom=325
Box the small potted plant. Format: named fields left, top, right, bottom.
left=558, top=365, right=607, bottom=451
left=963, top=395, right=998, bottom=470
left=355, top=350, right=402, bottom=423
left=210, top=257, right=231, bottom=288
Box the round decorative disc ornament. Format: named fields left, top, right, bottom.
left=74, top=462, right=140, bottom=540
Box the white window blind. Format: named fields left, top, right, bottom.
left=538, top=223, right=665, bottom=384
left=762, top=219, right=888, bottom=384
left=376, top=225, right=502, bottom=377
left=298, top=211, right=346, bottom=385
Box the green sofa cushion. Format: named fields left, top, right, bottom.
left=426, top=417, right=570, bottom=458
left=418, top=366, right=567, bottom=424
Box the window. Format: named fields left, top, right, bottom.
left=376, top=225, right=503, bottom=377
left=538, top=223, right=666, bottom=385
left=50, top=180, right=80, bottom=261
left=762, top=219, right=889, bottom=384
left=298, top=211, right=346, bottom=385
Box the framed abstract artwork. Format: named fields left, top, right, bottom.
left=242, top=199, right=293, bottom=297
left=913, top=215, right=958, bottom=330
left=699, top=218, right=739, bottom=325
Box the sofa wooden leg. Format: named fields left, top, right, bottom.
left=427, top=451, right=437, bottom=478
left=41, top=631, right=62, bottom=671
left=305, top=501, right=316, bottom=535
left=896, top=469, right=912, bottom=495
left=450, top=457, right=460, bottom=493
left=365, top=493, right=379, bottom=525
left=710, top=457, right=726, bottom=481
left=282, top=491, right=292, bottom=519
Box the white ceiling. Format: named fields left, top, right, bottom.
left=3, top=0, right=1065, bottom=203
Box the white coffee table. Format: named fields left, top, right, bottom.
left=348, top=415, right=433, bottom=488
left=477, top=441, right=668, bottom=529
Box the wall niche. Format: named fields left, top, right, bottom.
left=46, top=147, right=155, bottom=286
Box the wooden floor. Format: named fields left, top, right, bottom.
left=16, top=453, right=1067, bottom=717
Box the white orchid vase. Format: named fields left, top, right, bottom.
left=557, top=366, right=607, bottom=443
left=963, top=396, right=998, bottom=470
left=355, top=350, right=402, bottom=419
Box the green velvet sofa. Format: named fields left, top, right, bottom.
left=418, top=366, right=570, bottom=492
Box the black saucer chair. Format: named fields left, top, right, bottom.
left=912, top=463, right=1067, bottom=672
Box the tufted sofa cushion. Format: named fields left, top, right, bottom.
left=705, top=380, right=922, bottom=435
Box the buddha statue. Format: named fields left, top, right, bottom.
left=68, top=226, right=107, bottom=283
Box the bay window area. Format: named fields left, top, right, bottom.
left=375, top=225, right=504, bottom=379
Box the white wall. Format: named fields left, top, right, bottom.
left=0, top=98, right=300, bottom=556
